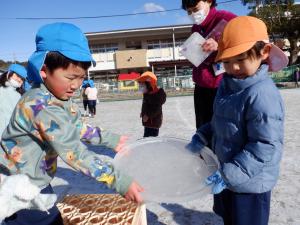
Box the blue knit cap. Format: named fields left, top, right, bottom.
left=88, top=80, right=95, bottom=88
left=8, top=64, right=27, bottom=79
left=27, top=22, right=96, bottom=83
left=81, top=80, right=89, bottom=88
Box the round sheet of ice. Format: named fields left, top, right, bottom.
left=113, top=137, right=219, bottom=203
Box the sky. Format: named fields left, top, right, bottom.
left=0, top=0, right=251, bottom=62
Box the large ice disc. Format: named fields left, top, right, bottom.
left=113, top=137, right=219, bottom=203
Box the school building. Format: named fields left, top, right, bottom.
left=86, top=24, right=194, bottom=91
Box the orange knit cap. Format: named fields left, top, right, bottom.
left=136, top=71, right=157, bottom=90
left=216, top=16, right=288, bottom=72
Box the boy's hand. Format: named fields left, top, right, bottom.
left=124, top=181, right=144, bottom=204
left=202, top=38, right=218, bottom=52
left=142, top=115, right=149, bottom=122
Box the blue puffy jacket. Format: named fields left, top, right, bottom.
left=198, top=64, right=284, bottom=193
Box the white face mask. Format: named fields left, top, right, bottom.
left=5, top=79, right=22, bottom=88
left=190, top=9, right=207, bottom=25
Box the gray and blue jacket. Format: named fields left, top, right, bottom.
left=198, top=64, right=284, bottom=193
left=0, top=86, right=21, bottom=139
left=0, top=84, right=131, bottom=195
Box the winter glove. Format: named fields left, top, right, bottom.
left=205, top=170, right=227, bottom=194
left=0, top=174, right=57, bottom=221
left=186, top=132, right=207, bottom=154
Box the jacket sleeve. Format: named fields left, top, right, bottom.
left=80, top=123, right=121, bottom=150
left=221, top=92, right=284, bottom=188
left=196, top=122, right=213, bottom=146
left=32, top=105, right=132, bottom=195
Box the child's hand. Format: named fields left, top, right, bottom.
left=186, top=133, right=206, bottom=154
left=124, top=181, right=144, bottom=204
left=142, top=115, right=149, bottom=122
left=202, top=38, right=218, bottom=52
left=115, top=135, right=129, bottom=152
left=205, top=170, right=227, bottom=194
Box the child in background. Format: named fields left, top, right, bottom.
left=80, top=79, right=90, bottom=116
left=85, top=79, right=98, bottom=117
left=181, top=0, right=236, bottom=129
left=187, top=16, right=288, bottom=225
left=0, top=22, right=143, bottom=225
left=136, top=71, right=166, bottom=138
left=0, top=64, right=27, bottom=138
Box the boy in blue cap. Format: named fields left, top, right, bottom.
left=0, top=23, right=143, bottom=224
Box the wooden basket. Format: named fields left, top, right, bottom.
left=57, top=194, right=147, bottom=225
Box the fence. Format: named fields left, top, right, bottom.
left=157, top=76, right=194, bottom=90
left=93, top=64, right=300, bottom=92
left=269, top=64, right=299, bottom=82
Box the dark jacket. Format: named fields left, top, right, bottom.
left=141, top=88, right=166, bottom=128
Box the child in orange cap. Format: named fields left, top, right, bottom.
left=187, top=16, right=287, bottom=225
left=136, top=71, right=166, bottom=137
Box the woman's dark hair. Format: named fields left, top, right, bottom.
left=246, top=41, right=266, bottom=60
left=0, top=71, right=9, bottom=87
left=145, top=81, right=153, bottom=92
left=0, top=71, right=26, bottom=95
left=182, top=0, right=217, bottom=10
left=44, top=51, right=92, bottom=73
left=16, top=85, right=26, bottom=95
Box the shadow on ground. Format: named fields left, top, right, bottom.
left=158, top=203, right=223, bottom=225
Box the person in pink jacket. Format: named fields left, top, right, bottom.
left=182, top=0, right=236, bottom=129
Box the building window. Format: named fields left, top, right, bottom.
left=90, top=43, right=118, bottom=54
left=125, top=40, right=142, bottom=49
left=147, top=40, right=160, bottom=49
left=161, top=40, right=173, bottom=48
left=175, top=39, right=185, bottom=47
left=147, top=39, right=173, bottom=49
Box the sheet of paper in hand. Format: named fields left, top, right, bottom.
left=179, top=32, right=211, bottom=67
left=113, top=137, right=219, bottom=203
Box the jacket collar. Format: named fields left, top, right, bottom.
left=222, top=64, right=269, bottom=92
left=200, top=7, right=217, bottom=28
left=38, top=83, right=70, bottom=104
